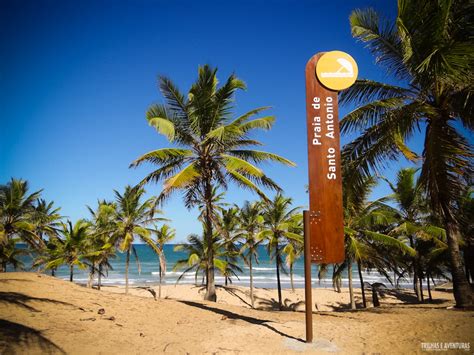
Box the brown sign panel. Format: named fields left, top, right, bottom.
left=305, top=53, right=345, bottom=264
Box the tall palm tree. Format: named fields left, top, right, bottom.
left=130, top=65, right=295, bottom=301
left=0, top=178, right=43, bottom=257
left=341, top=0, right=474, bottom=307
left=259, top=194, right=302, bottom=310
left=46, top=220, right=90, bottom=282
left=154, top=224, right=176, bottom=298
left=457, top=187, right=473, bottom=284
left=238, top=201, right=264, bottom=308
left=113, top=186, right=164, bottom=294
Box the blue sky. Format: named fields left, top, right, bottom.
left=0, top=0, right=414, bottom=242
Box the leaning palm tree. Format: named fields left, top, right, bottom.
left=0, top=178, right=43, bottom=256
left=130, top=65, right=295, bottom=301
left=259, top=194, right=302, bottom=310
left=153, top=224, right=176, bottom=298
left=113, top=186, right=164, bottom=294
left=238, top=201, right=264, bottom=308
left=341, top=0, right=474, bottom=307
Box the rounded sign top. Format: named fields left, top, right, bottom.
left=315, top=51, right=358, bottom=91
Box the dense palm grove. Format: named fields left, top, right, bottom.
left=1, top=0, right=473, bottom=308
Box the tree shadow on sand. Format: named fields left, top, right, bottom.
left=216, top=286, right=253, bottom=308
left=382, top=289, right=448, bottom=304
left=179, top=300, right=305, bottom=343
left=0, top=292, right=78, bottom=312
left=0, top=319, right=65, bottom=354
left=0, top=278, right=34, bottom=284
left=256, top=297, right=305, bottom=312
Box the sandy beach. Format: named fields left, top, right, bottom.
left=1, top=272, right=472, bottom=354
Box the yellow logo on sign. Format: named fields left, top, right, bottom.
left=316, top=51, right=358, bottom=91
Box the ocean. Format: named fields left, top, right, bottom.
left=12, top=244, right=442, bottom=289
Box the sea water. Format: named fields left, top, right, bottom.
left=11, top=244, right=446, bottom=289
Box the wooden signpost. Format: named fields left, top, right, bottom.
left=304, top=51, right=358, bottom=343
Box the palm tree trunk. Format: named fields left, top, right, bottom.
left=159, top=257, right=162, bottom=299
left=371, top=286, right=380, bottom=307
left=249, top=255, right=254, bottom=308
left=125, top=248, right=130, bottom=294
left=444, top=220, right=473, bottom=308
left=203, top=180, right=216, bottom=302
left=419, top=276, right=424, bottom=302
left=87, top=263, right=94, bottom=288
left=409, top=236, right=422, bottom=302
left=427, top=272, right=432, bottom=302
left=275, top=243, right=282, bottom=310
left=357, top=261, right=366, bottom=308
left=348, top=262, right=356, bottom=310
left=463, top=246, right=474, bottom=284
left=98, top=264, right=102, bottom=291
left=69, top=265, right=74, bottom=282
left=51, top=268, right=56, bottom=277
left=290, top=264, right=295, bottom=292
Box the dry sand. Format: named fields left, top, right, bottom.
left=1, top=272, right=473, bottom=354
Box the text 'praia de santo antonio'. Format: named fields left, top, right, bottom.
left=310, top=96, right=337, bottom=180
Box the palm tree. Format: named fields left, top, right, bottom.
left=0, top=237, right=28, bottom=271
left=238, top=201, right=264, bottom=308
left=259, top=194, right=302, bottom=310
left=282, top=214, right=304, bottom=292
left=46, top=220, right=90, bottom=282
left=457, top=187, right=473, bottom=284
left=342, top=170, right=416, bottom=309
left=0, top=178, right=43, bottom=258
left=31, top=199, right=62, bottom=242
left=173, top=232, right=231, bottom=286
left=113, top=186, right=164, bottom=294
left=153, top=224, right=176, bottom=298
left=86, top=200, right=117, bottom=289
left=216, top=206, right=241, bottom=286
left=341, top=0, right=474, bottom=307
left=382, top=168, right=447, bottom=302
left=130, top=65, right=295, bottom=301
left=30, top=199, right=63, bottom=275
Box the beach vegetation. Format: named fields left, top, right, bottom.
left=153, top=224, right=176, bottom=298
left=259, top=194, right=302, bottom=310
left=131, top=64, right=295, bottom=301
left=342, top=0, right=474, bottom=307
left=44, top=220, right=90, bottom=282
left=238, top=201, right=264, bottom=308
left=112, top=186, right=166, bottom=293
